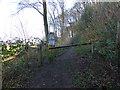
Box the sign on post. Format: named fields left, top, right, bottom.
left=48, top=32, right=55, bottom=48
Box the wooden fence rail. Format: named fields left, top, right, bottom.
left=1, top=45, right=42, bottom=65
left=1, top=41, right=101, bottom=63
left=49, top=42, right=92, bottom=49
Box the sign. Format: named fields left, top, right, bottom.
left=48, top=32, right=55, bottom=47
left=48, top=40, right=55, bottom=45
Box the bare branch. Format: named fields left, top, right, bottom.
left=13, top=1, right=43, bottom=16
left=29, top=4, right=44, bottom=16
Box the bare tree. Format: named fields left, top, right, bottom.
left=57, top=0, right=65, bottom=37
left=48, top=0, right=60, bottom=39
left=16, top=0, right=48, bottom=41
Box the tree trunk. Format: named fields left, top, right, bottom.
left=43, top=0, right=49, bottom=60
left=43, top=0, right=48, bottom=41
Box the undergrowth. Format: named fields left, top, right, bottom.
left=47, top=48, right=67, bottom=63
left=2, top=47, right=40, bottom=88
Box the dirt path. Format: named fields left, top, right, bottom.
left=13, top=46, right=119, bottom=88
left=23, top=47, right=76, bottom=88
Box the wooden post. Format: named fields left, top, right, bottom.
left=116, top=21, right=120, bottom=49
left=116, top=21, right=120, bottom=71
left=91, top=44, right=94, bottom=54
left=0, top=61, right=2, bottom=90
left=24, top=43, right=30, bottom=67
left=0, top=43, right=2, bottom=90
left=46, top=44, right=49, bottom=60
left=37, top=44, right=42, bottom=66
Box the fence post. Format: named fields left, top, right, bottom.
left=0, top=43, right=2, bottom=90
left=37, top=44, right=42, bottom=66
left=116, top=21, right=120, bottom=49
left=24, top=43, right=30, bottom=68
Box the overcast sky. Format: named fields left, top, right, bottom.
left=0, top=0, right=75, bottom=42
left=0, top=0, right=119, bottom=42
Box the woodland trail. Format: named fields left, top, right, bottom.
left=18, top=46, right=119, bottom=88
left=22, top=47, right=76, bottom=88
